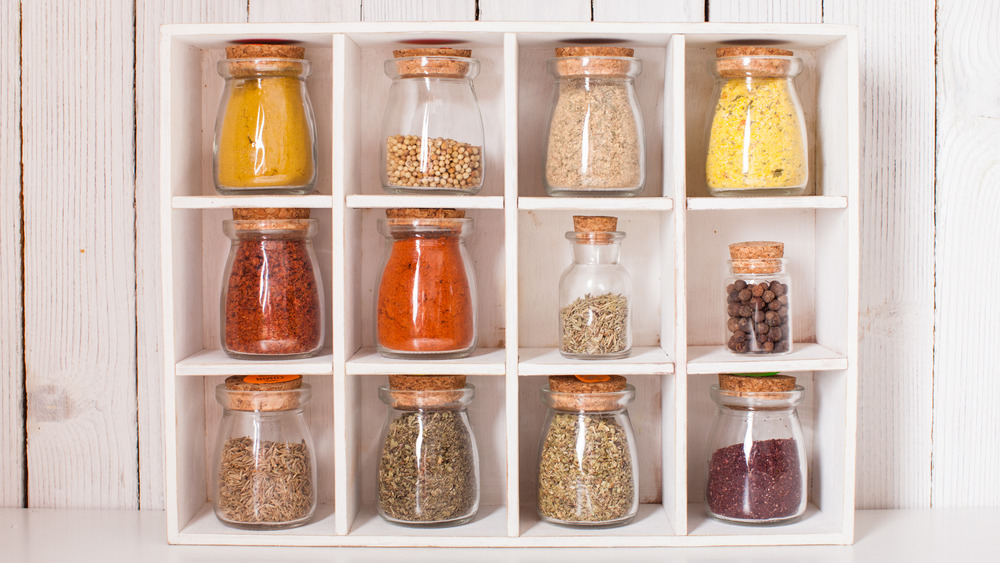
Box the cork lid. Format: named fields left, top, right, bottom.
left=546, top=375, right=631, bottom=412
left=387, top=375, right=468, bottom=409
left=386, top=208, right=466, bottom=219
left=384, top=208, right=467, bottom=232
left=553, top=46, right=636, bottom=77
left=221, top=374, right=305, bottom=411
left=570, top=215, right=620, bottom=245
left=729, top=241, right=784, bottom=274
left=719, top=373, right=797, bottom=393
left=392, top=48, right=473, bottom=78
left=226, top=43, right=306, bottom=60
left=715, top=46, right=794, bottom=78
left=233, top=207, right=311, bottom=220
left=223, top=43, right=308, bottom=77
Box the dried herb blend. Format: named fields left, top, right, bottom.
left=222, top=214, right=323, bottom=358
left=217, top=437, right=315, bottom=525
left=560, top=292, right=629, bottom=355
left=215, top=44, right=316, bottom=193
left=376, top=209, right=476, bottom=358
left=544, top=47, right=644, bottom=194
left=706, top=47, right=806, bottom=195
left=706, top=438, right=802, bottom=521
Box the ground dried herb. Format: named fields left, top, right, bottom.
left=538, top=413, right=635, bottom=524
left=377, top=410, right=477, bottom=523
left=707, top=438, right=802, bottom=521
left=224, top=238, right=322, bottom=357
left=216, top=437, right=314, bottom=525
left=560, top=292, right=628, bottom=356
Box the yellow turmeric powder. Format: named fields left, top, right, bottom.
left=214, top=46, right=316, bottom=193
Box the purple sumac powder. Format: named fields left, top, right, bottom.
left=707, top=438, right=802, bottom=521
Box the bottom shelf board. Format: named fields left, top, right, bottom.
left=686, top=343, right=848, bottom=374
left=519, top=347, right=674, bottom=375
left=175, top=502, right=337, bottom=546
left=348, top=504, right=509, bottom=540
left=519, top=503, right=675, bottom=537
left=686, top=503, right=847, bottom=544
left=175, top=348, right=334, bottom=376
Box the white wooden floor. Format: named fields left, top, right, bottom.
left=0, top=0, right=993, bottom=513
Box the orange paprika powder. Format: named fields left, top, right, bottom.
left=375, top=209, right=477, bottom=359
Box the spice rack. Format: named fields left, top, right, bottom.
left=159, top=22, right=858, bottom=547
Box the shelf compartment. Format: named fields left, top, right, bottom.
left=685, top=503, right=846, bottom=544
left=519, top=197, right=673, bottom=211
left=348, top=505, right=509, bottom=540
left=686, top=196, right=847, bottom=211
left=347, top=194, right=504, bottom=210
left=347, top=347, right=505, bottom=375
left=518, top=346, right=673, bottom=375
left=519, top=503, right=675, bottom=538
left=176, top=348, right=334, bottom=376
left=178, top=502, right=337, bottom=546
left=686, top=343, right=847, bottom=374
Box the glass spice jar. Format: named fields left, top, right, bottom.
left=559, top=216, right=632, bottom=359
left=377, top=375, right=480, bottom=527
left=212, top=375, right=317, bottom=529
left=537, top=375, right=639, bottom=527
left=380, top=48, right=485, bottom=195
left=221, top=209, right=324, bottom=359
left=706, top=373, right=808, bottom=525
left=725, top=241, right=792, bottom=355
left=214, top=43, right=317, bottom=195
left=543, top=46, right=645, bottom=197
left=705, top=46, right=808, bottom=196
left=375, top=208, right=477, bottom=359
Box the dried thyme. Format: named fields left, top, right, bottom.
left=216, top=437, right=314, bottom=525
left=538, top=413, right=635, bottom=523
left=560, top=292, right=629, bottom=355
left=378, top=410, right=477, bottom=523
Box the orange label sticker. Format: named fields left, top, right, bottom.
left=574, top=374, right=611, bottom=383
left=243, top=374, right=300, bottom=384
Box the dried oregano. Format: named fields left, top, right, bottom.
left=560, top=292, right=629, bottom=355
left=217, top=437, right=314, bottom=525
left=378, top=410, right=477, bottom=523
left=538, top=412, right=635, bottom=523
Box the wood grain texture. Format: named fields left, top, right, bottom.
left=478, top=0, right=591, bottom=21
left=593, top=0, right=704, bottom=22
left=933, top=0, right=1000, bottom=508
left=362, top=0, right=474, bottom=21
left=135, top=0, right=247, bottom=513
left=0, top=0, right=24, bottom=509
left=22, top=0, right=137, bottom=508
left=709, top=0, right=821, bottom=22
left=250, top=1, right=361, bottom=22
left=825, top=0, right=935, bottom=510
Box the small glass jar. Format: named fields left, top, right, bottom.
left=214, top=44, right=317, bottom=195
left=559, top=216, right=632, bottom=359
left=380, top=48, right=485, bottom=195
left=375, top=210, right=477, bottom=359
left=377, top=376, right=480, bottom=526
left=705, top=46, right=807, bottom=197
left=221, top=212, right=324, bottom=359
left=706, top=377, right=808, bottom=525
left=543, top=47, right=645, bottom=196
left=212, top=375, right=317, bottom=529
left=537, top=375, right=638, bottom=527
left=725, top=241, right=791, bottom=355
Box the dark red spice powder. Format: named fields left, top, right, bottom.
left=224, top=238, right=322, bottom=357
left=376, top=233, right=474, bottom=354
left=706, top=438, right=802, bottom=521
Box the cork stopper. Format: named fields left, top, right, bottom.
left=393, top=48, right=473, bottom=79
left=573, top=215, right=618, bottom=233
left=715, top=46, right=794, bottom=78
left=729, top=241, right=784, bottom=274
left=232, top=208, right=311, bottom=220
left=223, top=43, right=308, bottom=77
left=554, top=46, right=636, bottom=77
left=226, top=43, right=306, bottom=60
left=388, top=375, right=468, bottom=409
left=222, top=374, right=304, bottom=411
left=719, top=373, right=797, bottom=394
left=547, top=375, right=630, bottom=412
left=385, top=208, right=466, bottom=219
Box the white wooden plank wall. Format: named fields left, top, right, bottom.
left=0, top=0, right=990, bottom=513
left=934, top=1, right=1000, bottom=508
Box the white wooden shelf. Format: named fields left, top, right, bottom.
left=159, top=22, right=859, bottom=548
left=175, top=349, right=334, bottom=376
left=518, top=346, right=674, bottom=375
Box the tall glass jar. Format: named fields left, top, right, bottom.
left=221, top=209, right=324, bottom=359
left=212, top=375, right=317, bottom=529
left=705, top=46, right=807, bottom=196
left=559, top=216, right=632, bottom=359
left=725, top=241, right=791, bottom=355
left=537, top=375, right=638, bottom=527
left=377, top=376, right=480, bottom=527
left=544, top=47, right=645, bottom=196
left=375, top=209, right=477, bottom=359
left=380, top=48, right=485, bottom=195
left=214, top=44, right=317, bottom=195
left=706, top=374, right=807, bottom=525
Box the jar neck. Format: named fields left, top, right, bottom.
left=572, top=241, right=621, bottom=264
